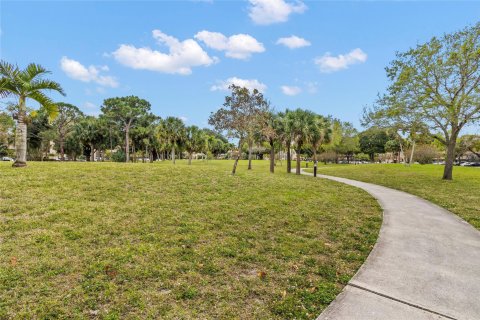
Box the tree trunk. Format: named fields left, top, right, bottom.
left=269, top=139, right=274, bottom=173
left=232, top=140, right=242, bottom=175
left=248, top=140, right=253, bottom=170
left=125, top=126, right=130, bottom=163
left=443, top=136, right=458, bottom=180
left=60, top=134, right=65, bottom=161
left=172, top=145, right=176, bottom=164
left=286, top=141, right=291, bottom=173
left=188, top=153, right=192, bottom=165
left=399, top=139, right=406, bottom=166
left=90, top=144, right=95, bottom=162
left=409, top=140, right=416, bottom=166
left=296, top=148, right=301, bottom=175
left=13, top=96, right=28, bottom=167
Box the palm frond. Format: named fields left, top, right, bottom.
left=30, top=79, right=66, bottom=96
left=0, top=78, right=17, bottom=98
left=0, top=60, right=19, bottom=79
left=28, top=91, right=58, bottom=120
left=22, top=63, right=50, bottom=81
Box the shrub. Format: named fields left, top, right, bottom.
left=111, top=150, right=126, bottom=162
left=413, top=145, right=439, bottom=164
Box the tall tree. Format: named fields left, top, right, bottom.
left=363, top=99, right=430, bottom=166
left=260, top=111, right=281, bottom=173
left=53, top=102, right=83, bottom=160
left=359, top=127, right=390, bottom=162
left=277, top=111, right=293, bottom=174
left=380, top=23, right=480, bottom=179
left=184, top=125, right=206, bottom=165
left=311, top=115, right=332, bottom=163
left=74, top=116, right=105, bottom=161
left=101, top=96, right=151, bottom=163
left=287, top=108, right=316, bottom=175
left=157, top=117, right=185, bottom=164
left=0, top=61, right=65, bottom=167
left=209, top=85, right=269, bottom=175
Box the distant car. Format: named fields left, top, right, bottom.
left=462, top=162, right=480, bottom=167
left=2, top=156, right=14, bottom=161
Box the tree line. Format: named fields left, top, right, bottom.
left=1, top=23, right=479, bottom=180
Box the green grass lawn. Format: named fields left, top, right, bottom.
left=306, top=164, right=480, bottom=230
left=0, top=160, right=381, bottom=320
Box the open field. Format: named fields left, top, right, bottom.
left=0, top=160, right=381, bottom=319
left=306, top=164, right=480, bottom=230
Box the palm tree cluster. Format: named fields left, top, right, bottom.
left=252, top=109, right=334, bottom=175
left=0, top=61, right=234, bottom=165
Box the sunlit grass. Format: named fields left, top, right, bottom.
left=0, top=160, right=381, bottom=319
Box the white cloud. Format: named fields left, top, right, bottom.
left=180, top=116, right=188, bottom=122
left=248, top=0, right=307, bottom=25
left=281, top=85, right=301, bottom=96
left=211, top=77, right=267, bottom=92
left=195, top=31, right=265, bottom=60
left=60, top=57, right=119, bottom=87
left=276, top=35, right=310, bottom=49
left=314, top=48, right=367, bottom=73
left=112, top=30, right=216, bottom=75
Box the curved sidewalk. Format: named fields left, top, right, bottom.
left=300, top=170, right=480, bottom=320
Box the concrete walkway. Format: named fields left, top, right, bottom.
left=300, top=170, right=480, bottom=320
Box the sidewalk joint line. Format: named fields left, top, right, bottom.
left=347, top=283, right=457, bottom=320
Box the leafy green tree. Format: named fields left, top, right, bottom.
left=385, top=139, right=402, bottom=162
left=359, top=128, right=390, bottom=162
left=157, top=117, right=185, bottom=164
left=379, top=23, right=480, bottom=179
left=63, top=133, right=83, bottom=161
left=458, top=135, right=480, bottom=159
left=74, top=116, right=105, bottom=161
left=26, top=108, right=51, bottom=160
left=101, top=96, right=151, bottom=162
left=184, top=125, right=207, bottom=165
left=0, top=61, right=65, bottom=166
left=53, top=102, right=83, bottom=160
left=209, top=85, right=269, bottom=174
left=338, top=122, right=360, bottom=163
left=202, top=129, right=230, bottom=158
left=363, top=102, right=430, bottom=166
left=130, top=113, right=159, bottom=162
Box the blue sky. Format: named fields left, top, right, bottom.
left=1, top=0, right=479, bottom=130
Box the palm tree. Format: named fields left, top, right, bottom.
left=157, top=117, right=185, bottom=164
left=0, top=61, right=65, bottom=167
left=276, top=111, right=293, bottom=174
left=288, top=108, right=316, bottom=175
left=311, top=115, right=332, bottom=163
left=185, top=125, right=206, bottom=165
left=260, top=112, right=282, bottom=173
